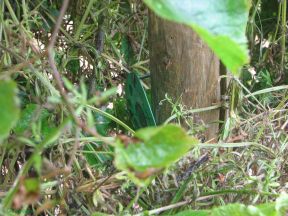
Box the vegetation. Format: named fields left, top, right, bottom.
left=0, top=0, right=287, bottom=215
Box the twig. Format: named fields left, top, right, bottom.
left=0, top=43, right=59, bottom=96
left=135, top=199, right=192, bottom=216
left=46, top=0, right=101, bottom=140
left=0, top=49, right=46, bottom=79
left=177, top=153, right=209, bottom=182
left=67, top=127, right=80, bottom=167
left=93, top=168, right=116, bottom=191
left=198, top=189, right=279, bottom=198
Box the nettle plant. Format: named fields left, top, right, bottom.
left=0, top=0, right=287, bottom=215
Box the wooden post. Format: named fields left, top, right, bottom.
left=149, top=12, right=221, bottom=141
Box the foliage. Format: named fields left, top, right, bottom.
left=0, top=0, right=287, bottom=215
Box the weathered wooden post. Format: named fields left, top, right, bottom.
left=149, top=12, right=221, bottom=140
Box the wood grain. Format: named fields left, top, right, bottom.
left=149, top=12, right=220, bottom=140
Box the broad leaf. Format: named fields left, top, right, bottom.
left=174, top=210, right=209, bottom=216
left=143, top=0, right=250, bottom=74
left=212, top=204, right=262, bottom=216
left=114, top=124, right=198, bottom=185
left=173, top=194, right=288, bottom=216
left=173, top=204, right=273, bottom=216
left=0, top=80, right=20, bottom=142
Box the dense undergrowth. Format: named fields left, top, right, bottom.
left=0, top=0, right=287, bottom=215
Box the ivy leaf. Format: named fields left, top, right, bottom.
left=114, top=124, right=198, bottom=185
left=0, top=80, right=20, bottom=142
left=143, top=0, right=250, bottom=74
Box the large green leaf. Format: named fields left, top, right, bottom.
left=174, top=204, right=275, bottom=216
left=143, top=0, right=250, bottom=74
left=212, top=204, right=264, bottom=216
left=114, top=124, right=198, bottom=185
left=173, top=210, right=209, bottom=216
left=0, top=80, right=20, bottom=142
left=173, top=194, right=288, bottom=216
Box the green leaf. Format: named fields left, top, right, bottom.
left=121, top=35, right=135, bottom=66
left=41, top=118, right=71, bottom=149
left=275, top=193, right=288, bottom=215
left=83, top=107, right=114, bottom=167
left=212, top=204, right=259, bottom=216
left=83, top=144, right=103, bottom=167
left=66, top=58, right=80, bottom=74
left=95, top=109, right=112, bottom=136
left=0, top=80, right=20, bottom=142
left=114, top=124, right=198, bottom=185
left=119, top=0, right=131, bottom=14
left=113, top=98, right=133, bottom=130
left=173, top=194, right=288, bottom=216
left=83, top=143, right=112, bottom=168
left=174, top=210, right=209, bottom=216
left=32, top=154, right=42, bottom=174
left=14, top=104, right=37, bottom=134
left=143, top=0, right=250, bottom=74
left=23, top=178, right=40, bottom=193
left=92, top=212, right=110, bottom=216
left=257, top=203, right=277, bottom=216
left=15, top=104, right=53, bottom=139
